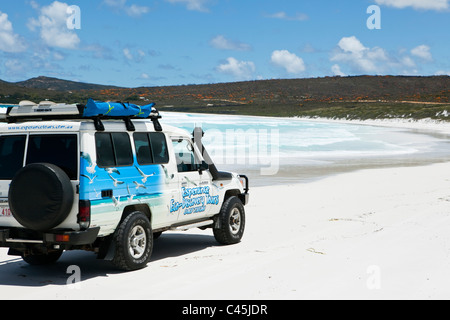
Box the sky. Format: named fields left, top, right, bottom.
left=0, top=0, right=449, bottom=87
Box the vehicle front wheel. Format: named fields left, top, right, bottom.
left=112, top=211, right=153, bottom=271
left=213, top=196, right=245, bottom=245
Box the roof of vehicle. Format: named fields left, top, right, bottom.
left=0, top=119, right=189, bottom=136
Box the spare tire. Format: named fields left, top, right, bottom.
left=9, top=163, right=74, bottom=232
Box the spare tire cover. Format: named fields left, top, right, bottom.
left=9, top=163, right=74, bottom=232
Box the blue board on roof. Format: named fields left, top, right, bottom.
left=83, top=98, right=155, bottom=118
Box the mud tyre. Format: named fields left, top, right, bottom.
left=213, top=196, right=245, bottom=245
left=112, top=211, right=153, bottom=271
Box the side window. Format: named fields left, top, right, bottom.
left=96, top=132, right=133, bottom=167
left=95, top=133, right=115, bottom=167
left=150, top=133, right=169, bottom=164
left=134, top=132, right=169, bottom=165
left=0, top=135, right=26, bottom=180
left=172, top=139, right=199, bottom=172
left=112, top=133, right=133, bottom=166
left=134, top=133, right=152, bottom=165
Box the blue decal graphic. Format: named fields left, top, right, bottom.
left=170, top=186, right=219, bottom=215
left=79, top=152, right=164, bottom=211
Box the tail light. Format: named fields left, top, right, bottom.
left=55, top=234, right=70, bottom=242
left=78, top=200, right=91, bottom=230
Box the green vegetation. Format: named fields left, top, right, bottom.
left=1, top=75, right=449, bottom=121
left=292, top=102, right=450, bottom=120
left=155, top=101, right=450, bottom=120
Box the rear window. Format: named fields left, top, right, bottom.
left=26, top=134, right=78, bottom=180
left=0, top=135, right=26, bottom=179
left=0, top=134, right=78, bottom=180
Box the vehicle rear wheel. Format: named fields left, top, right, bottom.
left=112, top=211, right=153, bottom=271
left=213, top=196, right=245, bottom=245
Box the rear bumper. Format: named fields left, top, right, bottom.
left=0, top=227, right=100, bottom=247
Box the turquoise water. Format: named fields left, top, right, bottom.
left=163, top=112, right=450, bottom=186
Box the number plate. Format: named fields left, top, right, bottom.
left=0, top=206, right=12, bottom=217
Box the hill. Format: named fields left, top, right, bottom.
left=0, top=76, right=119, bottom=105
left=15, top=76, right=120, bottom=91
left=92, top=75, right=450, bottom=119
left=1, top=75, right=449, bottom=120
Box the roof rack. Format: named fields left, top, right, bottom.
left=2, top=100, right=163, bottom=132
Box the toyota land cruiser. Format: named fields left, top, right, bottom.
left=0, top=100, right=249, bottom=271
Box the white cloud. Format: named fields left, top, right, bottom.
left=266, top=11, right=309, bottom=21
left=331, top=64, right=346, bottom=76
left=0, top=11, right=26, bottom=52
left=411, top=45, right=433, bottom=61
left=53, top=51, right=65, bottom=60
left=123, top=47, right=146, bottom=62
left=30, top=0, right=40, bottom=9
left=337, top=36, right=367, bottom=54
left=28, top=1, right=80, bottom=49
left=104, top=0, right=127, bottom=6
left=210, top=35, right=251, bottom=51
left=330, top=36, right=430, bottom=75
left=30, top=48, right=65, bottom=71
left=4, top=59, right=26, bottom=76
left=301, top=43, right=318, bottom=53
left=103, top=0, right=150, bottom=17
left=375, top=0, right=449, bottom=11
left=435, top=70, right=450, bottom=76
left=271, top=50, right=306, bottom=74
left=401, top=55, right=416, bottom=68
left=331, top=36, right=389, bottom=73
left=83, top=43, right=115, bottom=60
left=126, top=4, right=150, bottom=17
left=165, top=0, right=211, bottom=12
left=137, top=49, right=146, bottom=58
left=216, top=57, right=256, bottom=80
left=123, top=48, right=133, bottom=60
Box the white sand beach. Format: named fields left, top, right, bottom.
left=302, top=117, right=450, bottom=136
left=1, top=119, right=450, bottom=300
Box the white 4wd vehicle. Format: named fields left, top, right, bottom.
left=0, top=100, right=249, bottom=271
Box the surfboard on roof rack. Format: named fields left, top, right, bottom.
left=83, top=98, right=156, bottom=118
left=80, top=99, right=161, bottom=131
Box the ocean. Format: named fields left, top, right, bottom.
left=163, top=112, right=450, bottom=186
